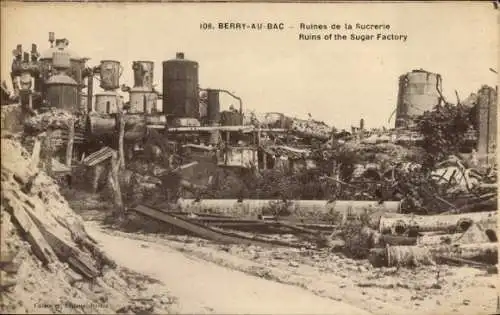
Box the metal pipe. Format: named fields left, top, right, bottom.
left=176, top=199, right=401, bottom=219
left=87, top=74, right=93, bottom=112
left=379, top=211, right=497, bottom=235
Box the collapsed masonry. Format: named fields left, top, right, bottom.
left=475, top=85, right=497, bottom=164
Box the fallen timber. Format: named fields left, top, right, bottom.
left=379, top=211, right=497, bottom=235
left=176, top=199, right=401, bottom=221
left=2, top=194, right=56, bottom=266
left=369, top=242, right=498, bottom=267
left=131, top=205, right=311, bottom=248
left=174, top=214, right=325, bottom=235
left=2, top=189, right=100, bottom=278
left=170, top=211, right=337, bottom=232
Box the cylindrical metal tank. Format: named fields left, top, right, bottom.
left=206, top=89, right=221, bottom=125
left=162, top=52, right=199, bottom=118
left=52, top=51, right=70, bottom=69
left=45, top=74, right=79, bottom=112
left=395, top=69, right=442, bottom=127
left=99, top=60, right=122, bottom=90
left=86, top=115, right=116, bottom=138
left=132, top=61, right=154, bottom=90
left=128, top=87, right=158, bottom=114
left=94, top=91, right=120, bottom=114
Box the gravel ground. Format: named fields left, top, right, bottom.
left=87, top=222, right=499, bottom=315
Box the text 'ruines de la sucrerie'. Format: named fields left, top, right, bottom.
left=299, top=23, right=408, bottom=42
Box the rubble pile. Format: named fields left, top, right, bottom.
left=243, top=110, right=333, bottom=139
left=1, top=104, right=24, bottom=131
left=23, top=108, right=85, bottom=133
left=0, top=137, right=172, bottom=314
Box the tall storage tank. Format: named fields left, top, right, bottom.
left=395, top=69, right=442, bottom=128
left=45, top=74, right=79, bottom=112
left=206, top=89, right=221, bottom=125
left=162, top=52, right=199, bottom=118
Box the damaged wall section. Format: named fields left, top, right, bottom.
left=476, top=85, right=497, bottom=164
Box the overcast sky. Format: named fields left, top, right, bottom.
left=1, top=2, right=497, bottom=129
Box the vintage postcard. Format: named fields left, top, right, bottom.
left=0, top=1, right=498, bottom=315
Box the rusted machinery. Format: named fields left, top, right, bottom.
left=9, top=31, right=272, bottom=171
left=86, top=113, right=166, bottom=141
left=10, top=33, right=88, bottom=112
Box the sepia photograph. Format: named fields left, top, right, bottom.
left=0, top=1, right=498, bottom=314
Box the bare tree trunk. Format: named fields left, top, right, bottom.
left=117, top=112, right=125, bottom=169
left=92, top=164, right=105, bottom=193
left=107, top=152, right=124, bottom=217
left=65, top=118, right=75, bottom=167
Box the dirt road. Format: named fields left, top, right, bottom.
left=88, top=225, right=372, bottom=315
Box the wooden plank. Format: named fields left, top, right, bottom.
left=171, top=211, right=337, bottom=231
left=435, top=255, right=491, bottom=269
left=2, top=194, right=56, bottom=266
left=275, top=221, right=321, bottom=235
left=82, top=147, right=114, bottom=167
left=180, top=216, right=267, bottom=224
left=133, top=205, right=303, bottom=248
left=22, top=205, right=99, bottom=278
